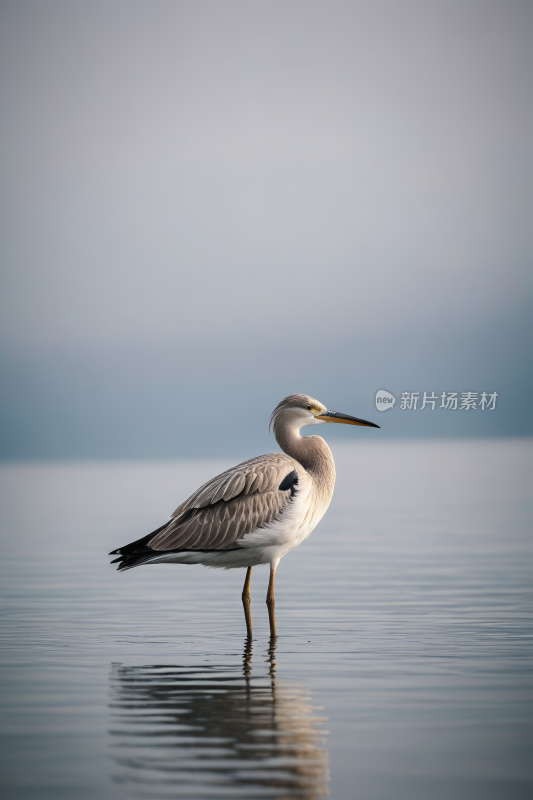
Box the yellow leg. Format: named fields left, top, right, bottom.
left=242, top=567, right=252, bottom=638
left=266, top=566, right=276, bottom=638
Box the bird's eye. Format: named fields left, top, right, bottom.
left=306, top=405, right=312, bottom=411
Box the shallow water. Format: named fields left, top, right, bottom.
left=1, top=439, right=532, bottom=799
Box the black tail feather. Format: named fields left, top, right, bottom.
left=109, top=521, right=172, bottom=571
left=108, top=522, right=169, bottom=557
left=113, top=551, right=160, bottom=572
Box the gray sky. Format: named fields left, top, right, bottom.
left=1, top=1, right=532, bottom=457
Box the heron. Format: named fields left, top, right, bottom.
left=109, top=394, right=379, bottom=636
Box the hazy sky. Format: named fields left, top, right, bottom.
left=1, top=1, right=532, bottom=457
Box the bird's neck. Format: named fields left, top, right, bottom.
left=275, top=422, right=336, bottom=484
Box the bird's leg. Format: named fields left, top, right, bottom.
left=266, top=566, right=277, bottom=638
left=242, top=567, right=252, bottom=638
left=242, top=566, right=252, bottom=600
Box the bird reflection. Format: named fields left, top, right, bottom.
left=109, top=637, right=329, bottom=798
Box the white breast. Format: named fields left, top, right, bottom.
left=237, top=471, right=331, bottom=561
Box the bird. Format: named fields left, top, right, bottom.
left=109, top=394, right=379, bottom=636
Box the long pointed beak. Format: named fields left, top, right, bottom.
left=315, top=410, right=380, bottom=428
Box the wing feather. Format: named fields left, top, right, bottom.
left=149, top=453, right=301, bottom=552
left=222, top=473, right=246, bottom=501
left=243, top=472, right=257, bottom=494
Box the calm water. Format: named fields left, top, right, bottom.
left=1, top=440, right=532, bottom=799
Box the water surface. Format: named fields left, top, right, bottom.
left=1, top=440, right=532, bottom=799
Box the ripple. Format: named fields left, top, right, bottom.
left=109, top=638, right=329, bottom=799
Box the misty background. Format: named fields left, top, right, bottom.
left=1, top=0, right=532, bottom=459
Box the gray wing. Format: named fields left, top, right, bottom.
left=148, top=453, right=300, bottom=551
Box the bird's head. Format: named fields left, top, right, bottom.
left=269, top=394, right=380, bottom=435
